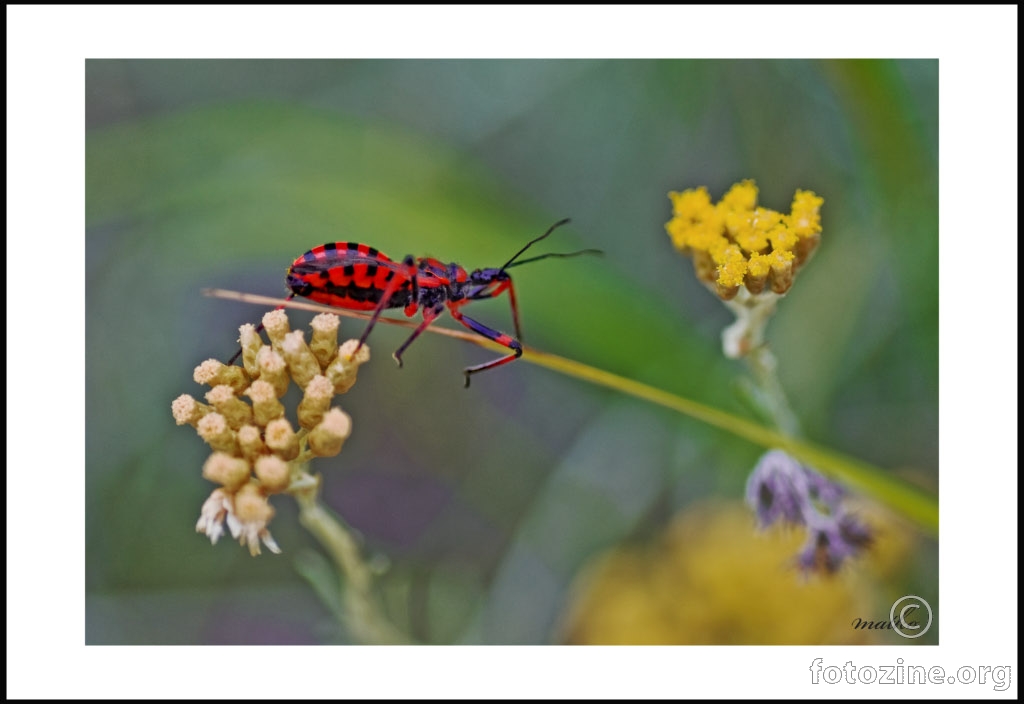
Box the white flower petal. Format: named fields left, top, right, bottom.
left=226, top=513, right=243, bottom=539
left=260, top=530, right=282, bottom=554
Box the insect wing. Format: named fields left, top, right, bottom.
left=287, top=247, right=414, bottom=311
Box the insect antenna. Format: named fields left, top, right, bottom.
left=498, top=218, right=573, bottom=273
left=503, top=248, right=603, bottom=269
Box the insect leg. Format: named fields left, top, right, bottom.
left=354, top=255, right=417, bottom=353
left=391, top=305, right=442, bottom=368
left=467, top=278, right=523, bottom=341
left=503, top=279, right=523, bottom=342
left=447, top=308, right=523, bottom=388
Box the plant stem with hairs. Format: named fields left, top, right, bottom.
left=291, top=472, right=408, bottom=644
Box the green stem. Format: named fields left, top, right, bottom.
left=745, top=345, right=802, bottom=438
left=720, top=289, right=801, bottom=436
left=518, top=347, right=937, bottom=535
left=291, top=474, right=407, bottom=644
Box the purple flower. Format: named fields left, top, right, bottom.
left=746, top=450, right=872, bottom=574
left=745, top=450, right=811, bottom=526
left=797, top=512, right=874, bottom=574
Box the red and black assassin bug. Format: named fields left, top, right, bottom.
left=236, top=219, right=600, bottom=387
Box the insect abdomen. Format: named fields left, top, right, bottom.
left=286, top=242, right=412, bottom=311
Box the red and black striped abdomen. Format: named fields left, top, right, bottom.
left=286, top=242, right=414, bottom=311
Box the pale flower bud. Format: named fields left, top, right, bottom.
left=254, top=455, right=291, bottom=493
left=193, top=359, right=248, bottom=395
left=204, top=385, right=253, bottom=430
left=233, top=482, right=281, bottom=556
left=309, top=313, right=340, bottom=369
left=262, top=309, right=290, bottom=349
left=325, top=340, right=371, bottom=394
left=238, top=323, right=264, bottom=379
left=297, top=375, right=334, bottom=430
left=256, top=346, right=290, bottom=398
left=237, top=424, right=265, bottom=461
left=179, top=309, right=366, bottom=558
left=202, top=452, right=251, bottom=491
left=244, top=379, right=285, bottom=426
left=196, top=413, right=238, bottom=454
left=281, top=330, right=320, bottom=389
left=264, top=417, right=300, bottom=460
left=171, top=394, right=211, bottom=427
left=308, top=408, right=353, bottom=458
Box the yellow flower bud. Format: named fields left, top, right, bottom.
left=768, top=250, right=795, bottom=294
left=769, top=227, right=799, bottom=253
left=691, top=250, right=716, bottom=284
left=794, top=232, right=820, bottom=270
left=789, top=190, right=824, bottom=238
left=715, top=282, right=740, bottom=301
left=713, top=244, right=746, bottom=282
left=744, top=254, right=772, bottom=295
left=665, top=180, right=823, bottom=302
left=720, top=180, right=758, bottom=211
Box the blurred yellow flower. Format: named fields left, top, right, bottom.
left=560, top=502, right=914, bottom=645
left=666, top=180, right=823, bottom=300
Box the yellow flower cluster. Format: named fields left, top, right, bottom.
left=665, top=180, right=824, bottom=300
left=559, top=503, right=913, bottom=645
left=173, top=310, right=369, bottom=556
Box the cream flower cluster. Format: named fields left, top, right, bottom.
left=172, top=310, right=369, bottom=555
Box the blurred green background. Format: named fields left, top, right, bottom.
left=86, top=60, right=938, bottom=645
